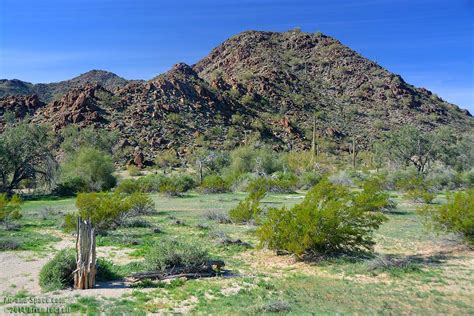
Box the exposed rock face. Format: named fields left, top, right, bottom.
left=0, top=95, right=45, bottom=131
left=0, top=30, right=472, bottom=164
left=34, top=84, right=108, bottom=130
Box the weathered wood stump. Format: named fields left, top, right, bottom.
left=74, top=217, right=96, bottom=289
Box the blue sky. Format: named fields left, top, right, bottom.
left=0, top=0, right=473, bottom=112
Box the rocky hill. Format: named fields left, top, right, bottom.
left=0, top=70, right=129, bottom=103
left=1, top=30, right=472, bottom=164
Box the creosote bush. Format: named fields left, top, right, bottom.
left=229, top=182, right=266, bottom=223
left=418, top=189, right=474, bottom=243
left=116, top=174, right=196, bottom=196
left=354, top=176, right=395, bottom=212
left=200, top=175, right=229, bottom=193
left=257, top=179, right=387, bottom=256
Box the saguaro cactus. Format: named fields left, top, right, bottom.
left=74, top=217, right=96, bottom=289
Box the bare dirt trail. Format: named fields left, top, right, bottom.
left=0, top=234, right=137, bottom=298
left=0, top=237, right=73, bottom=295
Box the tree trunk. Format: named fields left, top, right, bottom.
left=74, top=217, right=96, bottom=290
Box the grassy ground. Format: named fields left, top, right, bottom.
left=0, top=191, right=473, bottom=314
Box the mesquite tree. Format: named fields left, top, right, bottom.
left=0, top=122, right=55, bottom=194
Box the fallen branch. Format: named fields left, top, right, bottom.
left=129, top=260, right=225, bottom=282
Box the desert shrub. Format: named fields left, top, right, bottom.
left=246, top=175, right=296, bottom=193
left=418, top=189, right=474, bottom=243
left=229, top=183, right=266, bottom=223
left=224, top=146, right=284, bottom=180
left=53, top=177, right=88, bottom=196
left=390, top=168, right=424, bottom=191
left=155, top=149, right=179, bottom=173
left=138, top=174, right=167, bottom=192
left=39, top=250, right=121, bottom=291
left=0, top=238, right=22, bottom=250
left=384, top=167, right=416, bottom=190
left=205, top=210, right=231, bottom=224
left=328, top=170, right=354, bottom=187
left=96, top=258, right=121, bottom=282
left=144, top=238, right=210, bottom=273
left=64, top=192, right=154, bottom=233
left=354, top=176, right=395, bottom=212
left=259, top=300, right=291, bottom=313
left=0, top=194, right=22, bottom=229
left=121, top=218, right=153, bottom=228
left=159, top=174, right=196, bottom=196
left=406, top=189, right=436, bottom=204
left=60, top=147, right=116, bottom=192
left=201, top=175, right=229, bottom=193
left=127, top=165, right=141, bottom=177
left=299, top=171, right=323, bottom=189
left=257, top=179, right=387, bottom=256
left=426, top=167, right=458, bottom=190
left=115, top=178, right=141, bottom=194
left=460, top=169, right=474, bottom=188
left=39, top=249, right=76, bottom=291
left=60, top=126, right=118, bottom=155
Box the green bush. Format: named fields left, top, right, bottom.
left=229, top=182, right=266, bottom=223
left=224, top=146, right=284, bottom=180
left=299, top=171, right=323, bottom=190
left=115, top=178, right=141, bottom=194
left=246, top=174, right=297, bottom=193
left=117, top=174, right=195, bottom=196
left=406, top=189, right=436, bottom=204
left=127, top=165, right=141, bottom=177
left=39, top=250, right=122, bottom=291
left=354, top=176, right=395, bottom=212
left=136, top=174, right=167, bottom=192
left=0, top=194, right=22, bottom=229
left=418, top=189, right=474, bottom=243
left=159, top=174, right=196, bottom=196
left=64, top=192, right=154, bottom=233
left=53, top=177, right=88, bottom=196
left=201, top=175, right=229, bottom=193
left=257, top=179, right=387, bottom=256
left=144, top=238, right=210, bottom=273
left=39, top=249, right=76, bottom=291
left=60, top=147, right=116, bottom=192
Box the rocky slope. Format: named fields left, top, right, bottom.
left=0, top=70, right=129, bottom=103
left=0, top=30, right=472, bottom=164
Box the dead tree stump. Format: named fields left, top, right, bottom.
left=74, top=217, right=96, bottom=289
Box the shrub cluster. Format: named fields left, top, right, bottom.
left=257, top=179, right=387, bottom=256
left=418, top=189, right=474, bottom=243
left=144, top=238, right=210, bottom=273
left=247, top=174, right=297, bottom=193
left=58, top=147, right=116, bottom=194
left=229, top=183, right=266, bottom=223
left=116, top=174, right=196, bottom=196
left=64, top=192, right=154, bottom=233
left=200, top=175, right=229, bottom=193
